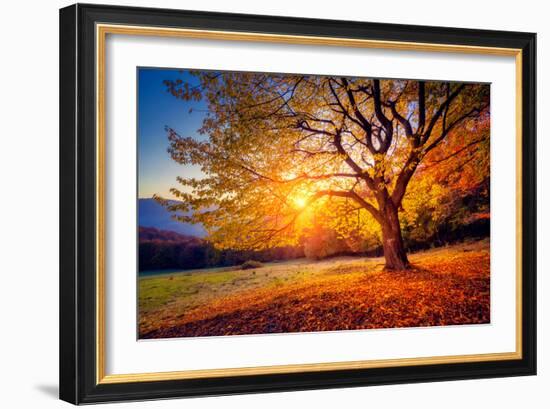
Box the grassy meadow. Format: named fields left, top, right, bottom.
left=139, top=239, right=490, bottom=339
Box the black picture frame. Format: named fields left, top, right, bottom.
left=60, top=3, right=536, bottom=404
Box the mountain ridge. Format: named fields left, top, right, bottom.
left=138, top=198, right=206, bottom=237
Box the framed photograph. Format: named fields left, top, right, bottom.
left=59, top=3, right=536, bottom=404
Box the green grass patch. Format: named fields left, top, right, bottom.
left=140, top=270, right=239, bottom=311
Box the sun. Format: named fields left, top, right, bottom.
left=293, top=195, right=308, bottom=209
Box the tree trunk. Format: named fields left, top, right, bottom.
left=380, top=201, right=409, bottom=270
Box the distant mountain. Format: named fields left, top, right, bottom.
left=139, top=226, right=202, bottom=244
left=138, top=198, right=206, bottom=237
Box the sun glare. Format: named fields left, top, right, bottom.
left=293, top=196, right=308, bottom=209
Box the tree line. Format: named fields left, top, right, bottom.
left=139, top=226, right=304, bottom=272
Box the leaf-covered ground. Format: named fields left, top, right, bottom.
left=139, top=239, right=490, bottom=339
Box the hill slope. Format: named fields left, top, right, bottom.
left=138, top=198, right=206, bottom=237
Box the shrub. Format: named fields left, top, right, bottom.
left=240, top=260, right=264, bottom=270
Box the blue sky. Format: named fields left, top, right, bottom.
left=138, top=67, right=207, bottom=199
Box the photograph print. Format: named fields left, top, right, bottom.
left=137, top=68, right=491, bottom=340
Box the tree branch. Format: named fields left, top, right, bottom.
left=315, top=189, right=382, bottom=223
left=389, top=101, right=415, bottom=142
left=418, top=81, right=426, bottom=133
left=422, top=136, right=487, bottom=169
left=372, top=80, right=393, bottom=152
left=332, top=131, right=377, bottom=191
left=424, top=104, right=489, bottom=153
left=390, top=151, right=420, bottom=208
left=422, top=83, right=466, bottom=144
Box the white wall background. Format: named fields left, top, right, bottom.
left=0, top=0, right=546, bottom=407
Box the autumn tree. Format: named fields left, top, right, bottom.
left=160, top=72, right=489, bottom=270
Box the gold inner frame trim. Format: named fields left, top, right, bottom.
left=96, top=23, right=523, bottom=385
